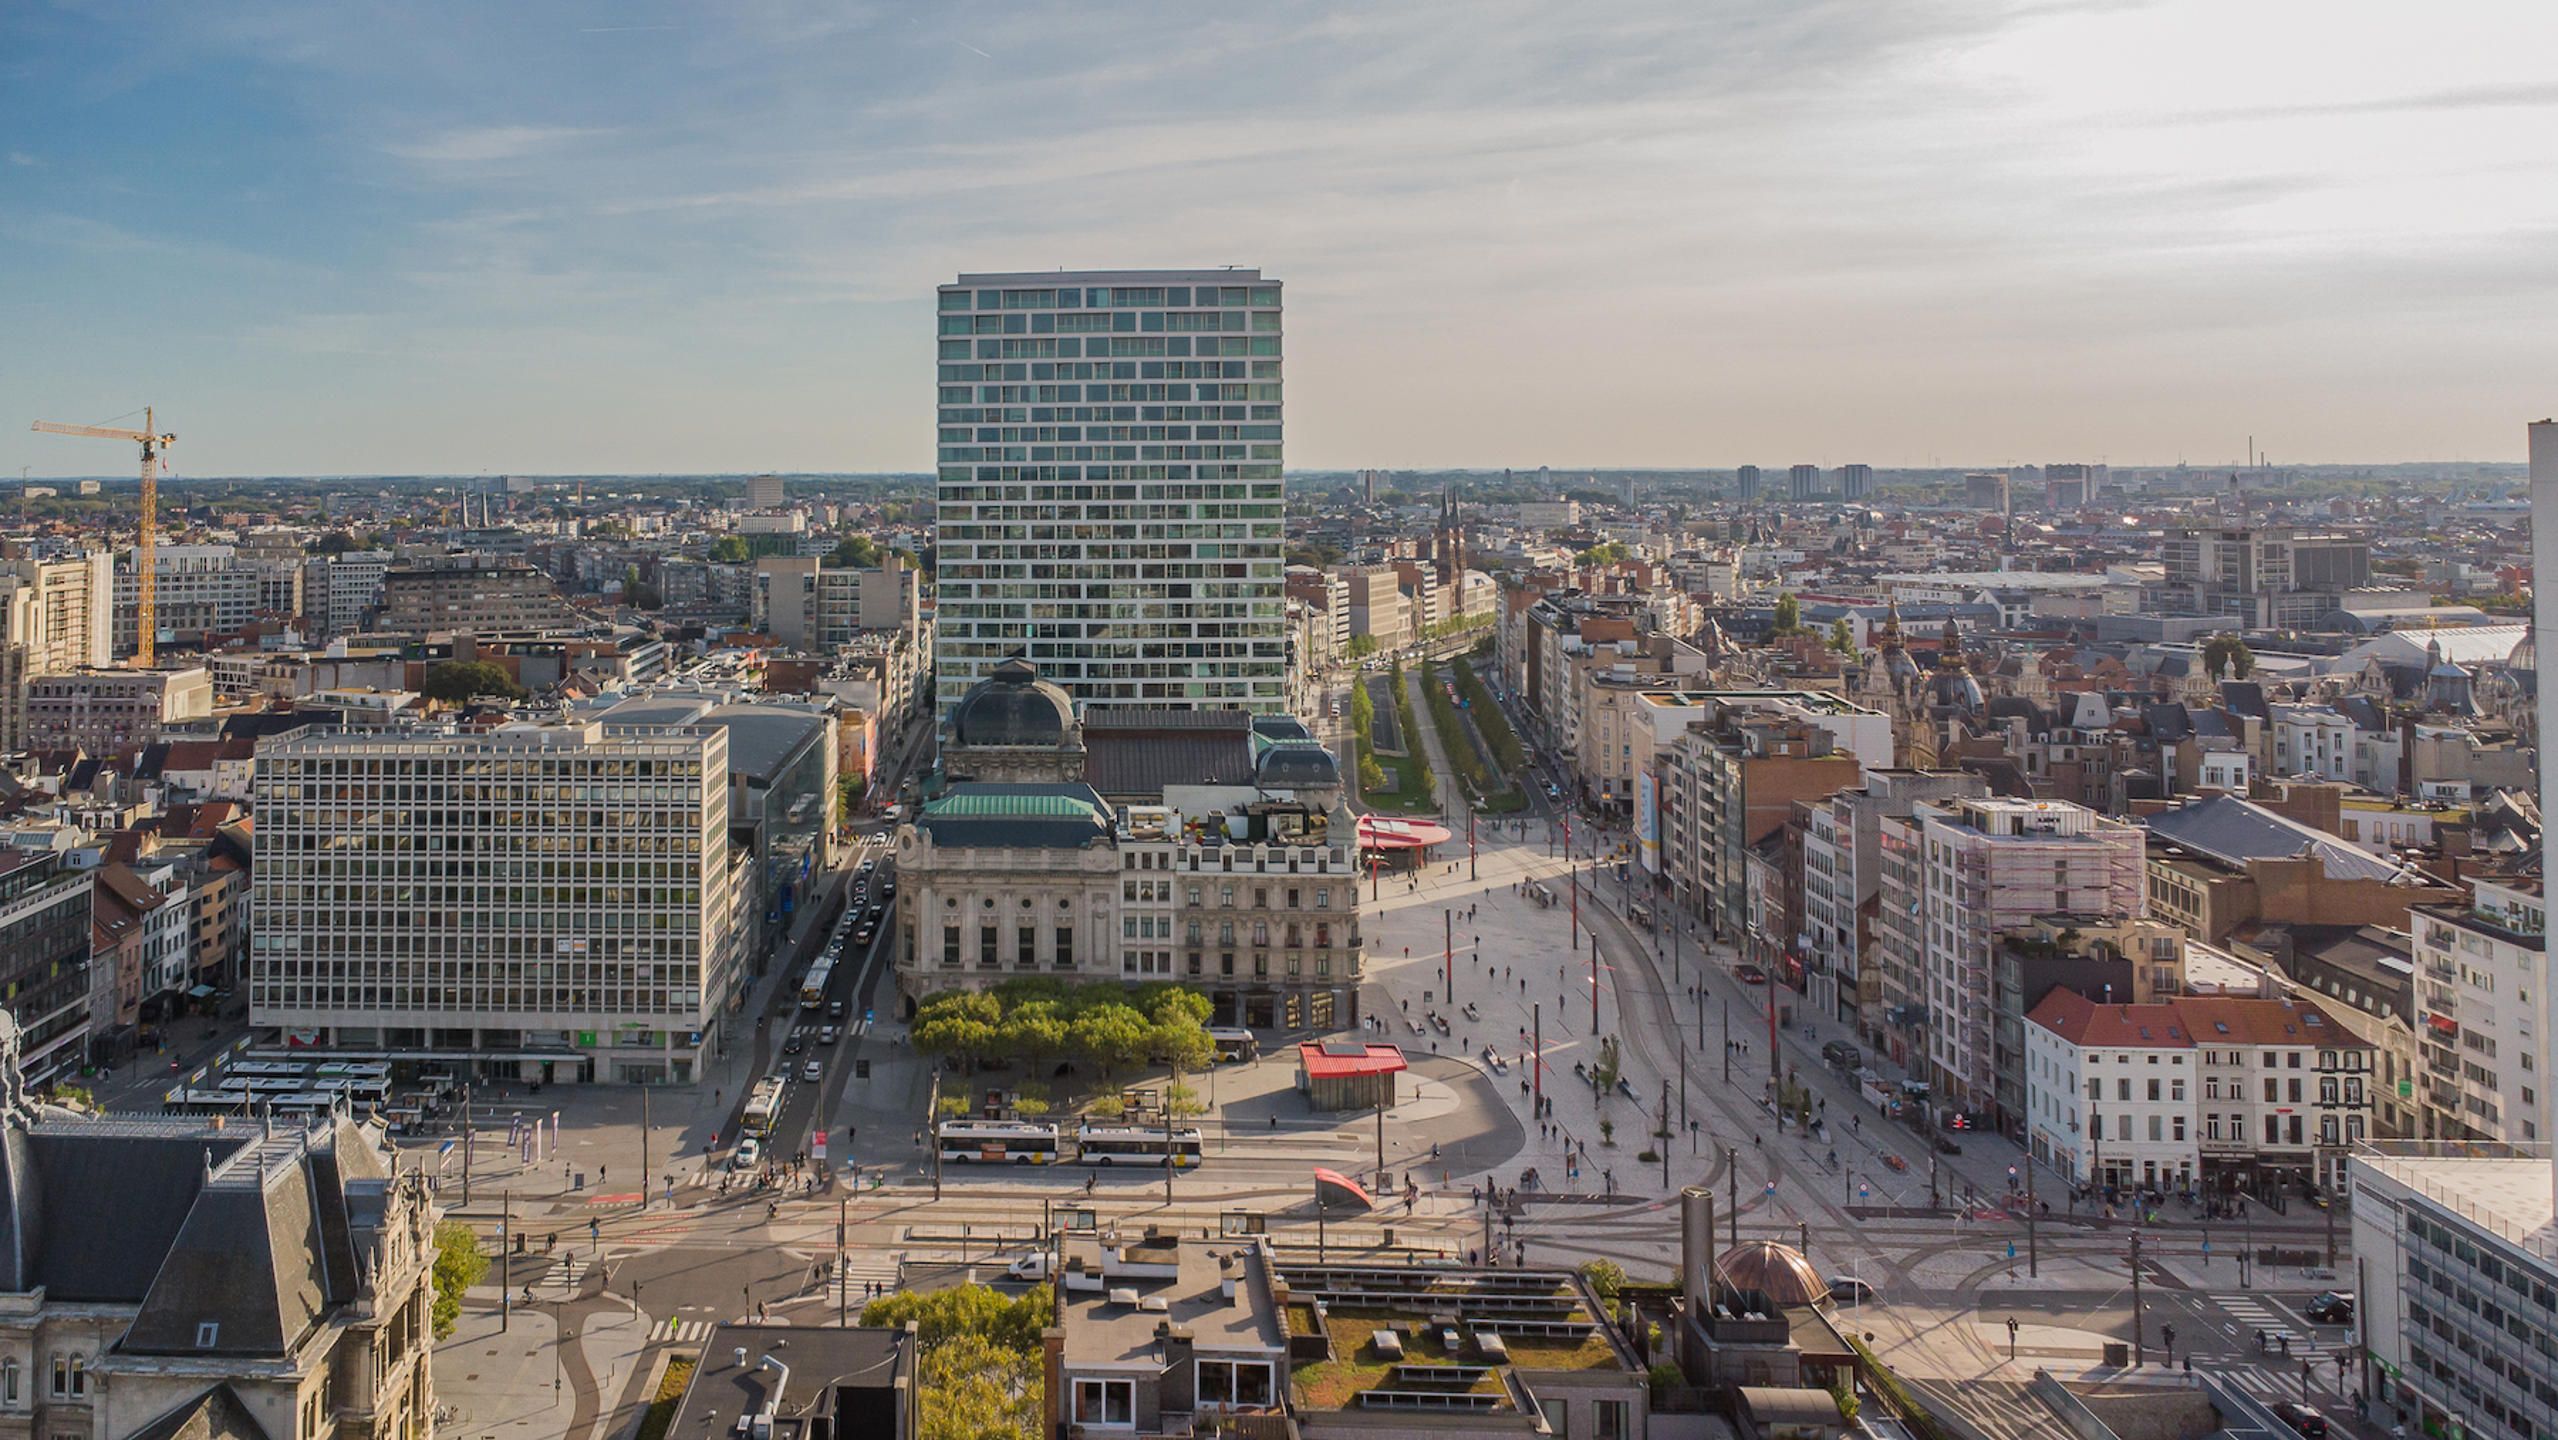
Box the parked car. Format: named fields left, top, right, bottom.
left=730, top=1137, right=763, bottom=1172
left=2270, top=1401, right=2328, bottom=1437
left=1735, top=964, right=1768, bottom=985
left=1826, top=1277, right=1874, bottom=1305
left=2306, top=1292, right=2355, bottom=1324
left=1006, top=1252, right=1053, bottom=1281
left=1821, top=1040, right=1862, bottom=1070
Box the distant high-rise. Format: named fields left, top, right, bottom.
left=1788, top=464, right=1821, bottom=501
left=2530, top=417, right=2556, bottom=494
left=746, top=474, right=785, bottom=508
left=1734, top=465, right=1761, bottom=502
left=1358, top=469, right=1383, bottom=503
left=1963, top=470, right=2011, bottom=513
left=2043, top=462, right=2095, bottom=510
left=1838, top=463, right=1873, bottom=502
left=935, top=270, right=1286, bottom=717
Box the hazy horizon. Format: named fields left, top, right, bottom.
left=7, top=2, right=2554, bottom=477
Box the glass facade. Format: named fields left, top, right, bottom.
left=933, top=270, right=1287, bottom=717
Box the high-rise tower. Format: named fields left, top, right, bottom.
left=933, top=270, right=1287, bottom=718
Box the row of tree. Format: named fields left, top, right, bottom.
left=1447, top=656, right=1524, bottom=773
left=1421, top=661, right=1511, bottom=805
left=1387, top=661, right=1438, bottom=804
left=910, top=980, right=1214, bottom=1076
left=1350, top=676, right=1388, bottom=795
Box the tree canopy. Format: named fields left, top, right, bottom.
left=709, top=535, right=752, bottom=564
left=861, top=1285, right=1049, bottom=1440
left=2200, top=633, right=2256, bottom=680
left=1771, top=592, right=1802, bottom=635
left=830, top=534, right=884, bottom=568
left=1574, top=541, right=1631, bottom=567
left=912, top=980, right=1211, bottom=1076
left=422, top=660, right=526, bottom=704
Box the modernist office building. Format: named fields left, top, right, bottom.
left=249, top=722, right=744, bottom=1083
left=933, top=269, right=1287, bottom=719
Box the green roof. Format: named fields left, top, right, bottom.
left=924, top=791, right=1104, bottom=820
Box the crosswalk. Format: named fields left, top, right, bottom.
left=2218, top=1294, right=2326, bottom=1359
left=654, top=1317, right=715, bottom=1344
left=2200, top=1361, right=2348, bottom=1414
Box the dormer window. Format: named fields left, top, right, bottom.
left=198, top=1322, right=220, bottom=1347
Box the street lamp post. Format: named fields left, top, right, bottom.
left=1726, top=1147, right=1738, bottom=1253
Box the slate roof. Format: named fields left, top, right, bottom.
left=1082, top=711, right=1258, bottom=795
left=2145, top=792, right=2410, bottom=884
left=0, top=1110, right=392, bottom=1356
left=122, top=1384, right=274, bottom=1440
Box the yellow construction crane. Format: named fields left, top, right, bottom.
left=30, top=407, right=174, bottom=666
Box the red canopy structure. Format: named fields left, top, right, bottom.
left=1355, top=814, right=1452, bottom=851
left=1312, top=1167, right=1375, bottom=1211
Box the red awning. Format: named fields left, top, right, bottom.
left=1313, top=1167, right=1375, bottom=1210
left=1356, top=815, right=1453, bottom=850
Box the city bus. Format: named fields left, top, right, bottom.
left=741, top=1075, right=787, bottom=1137
left=1075, top=1124, right=1206, bottom=1168
left=800, top=954, right=837, bottom=1011
left=936, top=1119, right=1063, bottom=1164
left=1206, top=1027, right=1259, bottom=1063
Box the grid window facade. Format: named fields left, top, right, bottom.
left=249, top=727, right=736, bottom=1042
left=933, top=269, right=1287, bottom=717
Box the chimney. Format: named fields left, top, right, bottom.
left=1679, top=1185, right=1716, bottom=1301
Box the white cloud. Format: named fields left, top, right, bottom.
left=387, top=125, right=610, bottom=165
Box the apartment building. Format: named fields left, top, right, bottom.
left=376, top=558, right=573, bottom=634
left=250, top=722, right=743, bottom=1083
left=23, top=666, right=213, bottom=752
left=933, top=269, right=1286, bottom=717
left=1877, top=797, right=2146, bottom=1128
left=2158, top=524, right=2372, bottom=627
left=2028, top=990, right=2375, bottom=1195
left=2411, top=878, right=2545, bottom=1144
left=2344, top=419, right=2558, bottom=1440
left=1804, top=770, right=1988, bottom=1034
left=111, top=542, right=305, bottom=655
left=1283, top=567, right=1349, bottom=665
left=1656, top=708, right=1863, bottom=941
left=752, top=557, right=923, bottom=653
left=0, top=850, right=95, bottom=1087
left=302, top=548, right=392, bottom=637
left=1340, top=565, right=1408, bottom=649
left=2, top=552, right=113, bottom=674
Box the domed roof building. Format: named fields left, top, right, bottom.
left=1254, top=740, right=1343, bottom=796
left=1715, top=1240, right=1828, bottom=1309
left=941, top=658, right=1085, bottom=784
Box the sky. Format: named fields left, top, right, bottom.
left=4, top=0, right=2555, bottom=477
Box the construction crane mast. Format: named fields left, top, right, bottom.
left=30, top=407, right=175, bottom=666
